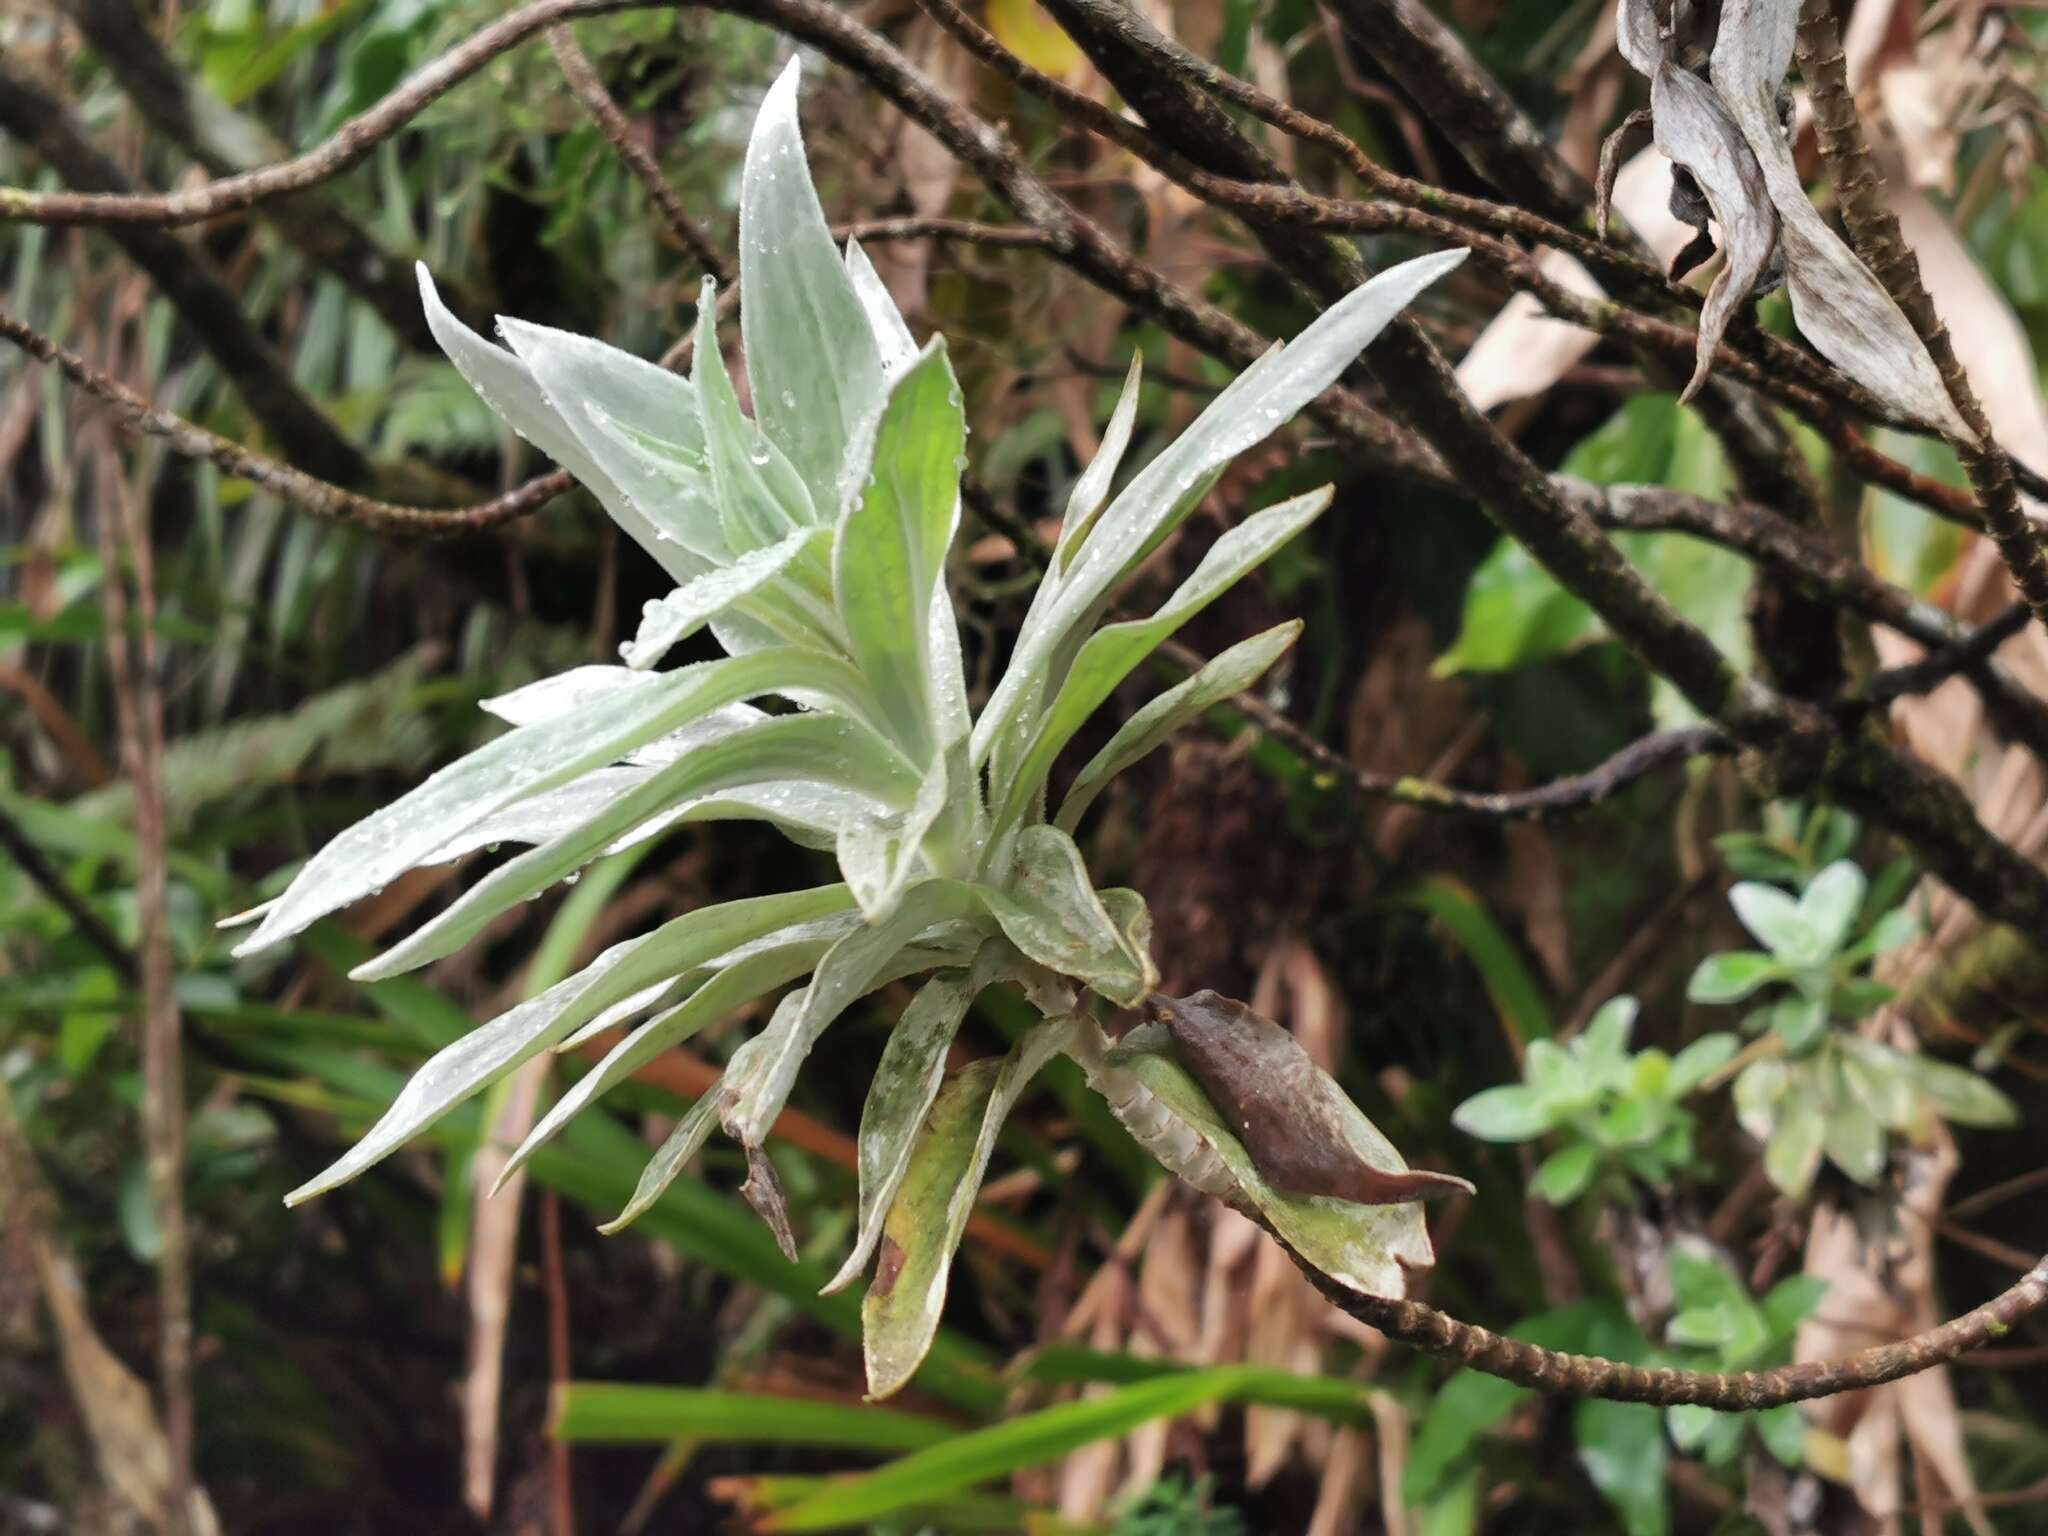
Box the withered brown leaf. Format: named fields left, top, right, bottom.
left=1147, top=991, right=1474, bottom=1206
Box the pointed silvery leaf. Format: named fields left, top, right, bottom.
left=496, top=316, right=729, bottom=563
left=624, top=704, right=769, bottom=766
left=930, top=585, right=972, bottom=739
left=692, top=278, right=827, bottom=554
left=1055, top=353, right=1145, bottom=572
left=418, top=266, right=704, bottom=586
left=720, top=879, right=985, bottom=1158
left=1057, top=622, right=1300, bottom=833
left=352, top=709, right=922, bottom=980
left=1084, top=1029, right=1436, bottom=1299
left=974, top=248, right=1466, bottom=767
left=482, top=667, right=657, bottom=727
left=1649, top=63, right=1778, bottom=401
left=498, top=932, right=839, bottom=1189
left=846, top=239, right=918, bottom=373
left=835, top=336, right=966, bottom=756
left=552, top=977, right=684, bottom=1055
left=597, top=1054, right=736, bottom=1233
left=236, top=657, right=778, bottom=957
left=742, top=59, right=888, bottom=508
left=837, top=750, right=951, bottom=922
left=982, top=826, right=1155, bottom=1007
left=824, top=940, right=1013, bottom=1295
left=281, top=883, right=854, bottom=1204
left=622, top=528, right=827, bottom=670
left=1708, top=0, right=1970, bottom=438
left=861, top=1012, right=1079, bottom=1399
left=993, top=488, right=1330, bottom=829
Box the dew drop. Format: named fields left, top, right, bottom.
left=780, top=389, right=797, bottom=410
left=564, top=872, right=581, bottom=886
left=748, top=442, right=772, bottom=466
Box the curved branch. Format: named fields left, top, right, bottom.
left=1289, top=1245, right=2048, bottom=1408
left=547, top=25, right=733, bottom=284
left=0, top=55, right=370, bottom=487
left=0, top=305, right=572, bottom=535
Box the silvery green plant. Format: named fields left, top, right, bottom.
left=1452, top=996, right=1736, bottom=1206
left=1686, top=859, right=2014, bottom=1198
left=227, top=59, right=1465, bottom=1398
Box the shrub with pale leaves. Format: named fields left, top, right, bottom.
left=229, top=59, right=1465, bottom=1398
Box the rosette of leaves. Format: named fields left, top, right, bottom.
left=224, top=59, right=1469, bottom=1397
left=1686, top=860, right=2014, bottom=1197
left=1451, top=997, right=1736, bottom=1206
left=1661, top=1245, right=1824, bottom=1469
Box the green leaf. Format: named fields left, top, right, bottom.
left=983, top=826, right=1155, bottom=1007
left=835, top=337, right=966, bottom=755
left=1530, top=1142, right=1599, bottom=1205
left=280, top=885, right=855, bottom=1205
left=1730, top=882, right=1825, bottom=966
left=1055, top=622, right=1300, bottom=833
left=494, top=316, right=727, bottom=565
left=861, top=1014, right=1078, bottom=1399
left=499, top=928, right=850, bottom=1187
left=351, top=706, right=915, bottom=980
left=1055, top=353, right=1144, bottom=569
left=1821, top=1095, right=1885, bottom=1187
left=1575, top=1399, right=1669, bottom=1536
left=236, top=656, right=801, bottom=958
left=1840, top=1039, right=1918, bottom=1130
left=974, top=247, right=1467, bottom=769
left=1766, top=996, right=1827, bottom=1055
left=1667, top=1032, right=1739, bottom=1096
left=1404, top=1369, right=1526, bottom=1504
left=995, top=488, right=1329, bottom=829
left=417, top=266, right=704, bottom=586
left=1844, top=905, right=1920, bottom=963
left=1686, top=950, right=1780, bottom=1004
left=721, top=881, right=985, bottom=1160
left=1732, top=1056, right=1789, bottom=1142
left=772, top=1365, right=1360, bottom=1530
left=836, top=750, right=952, bottom=923
left=1899, top=1054, right=2018, bottom=1127
left=1450, top=1084, right=1554, bottom=1142
left=1576, top=996, right=1637, bottom=1074
left=598, top=1068, right=728, bottom=1234
left=551, top=1383, right=952, bottom=1453
left=1666, top=1304, right=1742, bottom=1351
left=826, top=949, right=1007, bottom=1295
left=740, top=59, right=887, bottom=512
left=844, top=239, right=917, bottom=369
left=1798, top=861, right=1866, bottom=957
left=693, top=278, right=823, bottom=556
left=1765, top=1095, right=1824, bottom=1198
left=1761, top=1275, right=1827, bottom=1340
left=622, top=529, right=826, bottom=670
left=1405, top=875, right=1553, bottom=1045
left=1756, top=1402, right=1807, bottom=1467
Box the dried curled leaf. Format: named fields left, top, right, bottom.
left=1147, top=992, right=1474, bottom=1206
left=1648, top=62, right=1780, bottom=402
left=1074, top=1017, right=1443, bottom=1301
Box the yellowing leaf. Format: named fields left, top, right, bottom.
left=987, top=0, right=1083, bottom=78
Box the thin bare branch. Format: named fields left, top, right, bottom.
left=548, top=25, right=732, bottom=284
left=1289, top=1244, right=2048, bottom=1408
